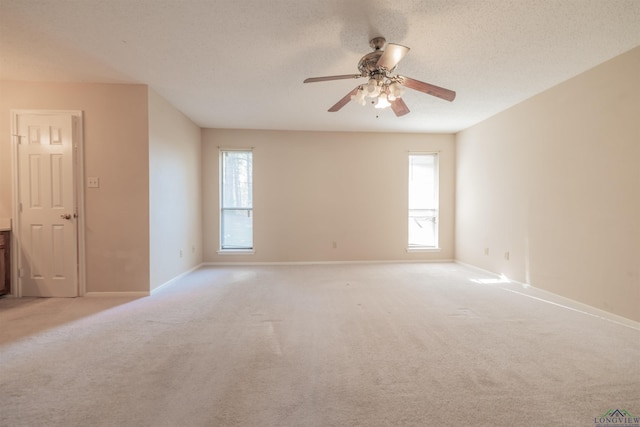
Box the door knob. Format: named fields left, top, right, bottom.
left=60, top=214, right=72, bottom=220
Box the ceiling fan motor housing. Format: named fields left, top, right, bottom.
left=358, top=51, right=385, bottom=75
left=359, top=37, right=403, bottom=77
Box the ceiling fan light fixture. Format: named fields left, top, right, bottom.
left=389, top=81, right=404, bottom=98
left=374, top=93, right=391, bottom=109
left=365, top=78, right=381, bottom=97
left=351, top=87, right=367, bottom=106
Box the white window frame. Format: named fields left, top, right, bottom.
left=407, top=152, right=440, bottom=252
left=218, top=148, right=254, bottom=254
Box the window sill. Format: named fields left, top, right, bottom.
left=217, top=249, right=255, bottom=255
left=406, top=247, right=441, bottom=253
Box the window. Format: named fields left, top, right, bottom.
left=220, top=149, right=253, bottom=250
left=408, top=153, right=439, bottom=248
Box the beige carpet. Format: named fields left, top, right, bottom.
left=1, top=263, right=638, bottom=427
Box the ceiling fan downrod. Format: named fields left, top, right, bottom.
left=369, top=37, right=386, bottom=51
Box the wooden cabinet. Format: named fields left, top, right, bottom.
left=0, top=231, right=9, bottom=296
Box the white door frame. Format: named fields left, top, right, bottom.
left=10, top=110, right=87, bottom=297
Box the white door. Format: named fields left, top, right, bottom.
left=16, top=112, right=78, bottom=297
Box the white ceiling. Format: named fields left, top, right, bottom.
left=1, top=0, right=639, bottom=133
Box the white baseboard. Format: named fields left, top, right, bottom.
left=506, top=283, right=640, bottom=331
left=83, top=265, right=204, bottom=297
left=84, top=291, right=149, bottom=298
left=454, top=260, right=640, bottom=331
left=151, top=264, right=203, bottom=294
left=203, top=259, right=454, bottom=266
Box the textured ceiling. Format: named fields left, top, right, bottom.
left=1, top=0, right=639, bottom=133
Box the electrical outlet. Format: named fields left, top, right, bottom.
left=180, top=249, right=183, bottom=258
left=484, top=248, right=489, bottom=256
left=332, top=241, right=337, bottom=249
left=87, top=177, right=100, bottom=188
left=504, top=251, right=510, bottom=261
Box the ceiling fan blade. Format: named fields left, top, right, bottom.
left=398, top=76, right=456, bottom=101
left=376, top=43, right=409, bottom=71
left=304, top=74, right=362, bottom=83
left=328, top=87, right=360, bottom=112
left=390, top=98, right=410, bottom=116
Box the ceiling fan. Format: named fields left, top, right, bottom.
left=303, top=37, right=456, bottom=117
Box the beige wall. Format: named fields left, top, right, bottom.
left=203, top=129, right=455, bottom=263
left=0, top=81, right=150, bottom=293
left=148, top=89, right=202, bottom=290
left=455, top=47, right=640, bottom=322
